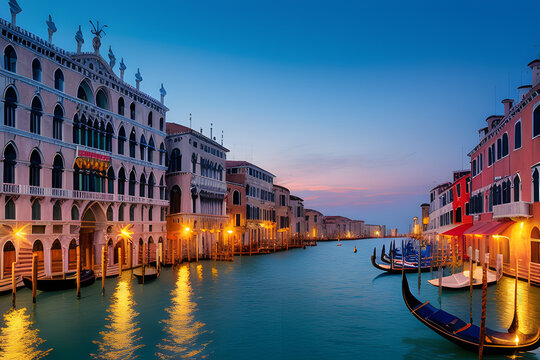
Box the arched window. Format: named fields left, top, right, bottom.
left=4, top=86, right=17, bottom=127
left=30, top=97, right=42, bottom=134
left=515, top=121, right=522, bottom=150
left=3, top=143, right=16, bottom=184
left=159, top=176, right=164, bottom=200
left=105, top=123, right=113, bottom=152
left=31, top=199, right=41, bottom=220
left=139, top=135, right=146, bottom=161
left=93, top=120, right=100, bottom=149
left=73, top=115, right=80, bottom=144
left=99, top=121, right=106, bottom=150
left=3, top=241, right=15, bottom=277
left=148, top=173, right=155, bottom=199
left=129, top=205, right=135, bottom=221
left=96, top=89, right=108, bottom=110
left=77, top=80, right=93, bottom=103
left=531, top=227, right=540, bottom=263
left=52, top=154, right=63, bottom=189
left=5, top=197, right=15, bottom=219
left=118, top=126, right=126, bottom=155
left=107, top=167, right=115, bottom=194
left=118, top=97, right=125, bottom=116
left=29, top=150, right=41, bottom=187
left=149, top=206, right=153, bottom=221
left=4, top=46, right=16, bottom=72
left=106, top=205, right=113, bottom=221
left=233, top=190, right=241, bottom=205
left=118, top=204, right=125, bottom=222
left=488, top=147, right=492, bottom=166
left=118, top=168, right=126, bottom=195
left=129, top=170, right=136, bottom=196
left=54, top=69, right=64, bottom=91
left=159, top=117, right=164, bottom=132
left=130, top=103, right=136, bottom=120
left=514, top=175, right=520, bottom=202
left=534, top=106, right=540, bottom=138
left=53, top=201, right=62, bottom=220
left=129, top=129, right=136, bottom=158
left=502, top=133, right=509, bottom=157
left=497, top=138, right=502, bottom=160
left=139, top=173, right=146, bottom=197
left=159, top=143, right=165, bottom=165
left=534, top=169, right=539, bottom=203
left=170, top=186, right=181, bottom=214
left=53, top=105, right=63, bottom=140
left=169, top=148, right=181, bottom=172
left=71, top=205, right=79, bottom=220
left=148, top=137, right=155, bottom=163
left=148, top=112, right=153, bottom=127
left=32, top=59, right=41, bottom=82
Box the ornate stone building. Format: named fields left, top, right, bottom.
left=0, top=8, right=168, bottom=278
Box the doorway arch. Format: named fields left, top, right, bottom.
left=50, top=239, right=62, bottom=273
left=3, top=241, right=15, bottom=278
left=33, top=240, right=44, bottom=274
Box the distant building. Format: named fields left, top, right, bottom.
left=290, top=195, right=305, bottom=246
left=324, top=216, right=364, bottom=239
left=305, top=209, right=324, bottom=239
left=364, top=224, right=383, bottom=238
left=226, top=181, right=247, bottom=253
left=389, top=228, right=398, bottom=237
left=420, top=203, right=430, bottom=232
left=274, top=184, right=291, bottom=248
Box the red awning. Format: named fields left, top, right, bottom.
left=441, top=223, right=473, bottom=237
left=463, top=221, right=511, bottom=236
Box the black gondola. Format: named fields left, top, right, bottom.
left=371, top=248, right=431, bottom=274
left=402, top=271, right=540, bottom=354
left=22, top=270, right=95, bottom=291
left=133, top=266, right=159, bottom=284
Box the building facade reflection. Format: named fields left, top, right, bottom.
left=156, top=266, right=210, bottom=359
left=0, top=307, right=51, bottom=359
left=92, top=278, right=144, bottom=359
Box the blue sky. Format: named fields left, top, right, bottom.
left=8, top=0, right=540, bottom=232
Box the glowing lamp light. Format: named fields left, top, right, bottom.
left=14, top=227, right=26, bottom=239
left=227, top=230, right=233, bottom=234
left=184, top=227, right=191, bottom=232
left=520, top=222, right=524, bottom=230
left=119, top=226, right=133, bottom=240
left=515, top=335, right=519, bottom=345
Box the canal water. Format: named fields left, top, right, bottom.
left=1, top=238, right=540, bottom=359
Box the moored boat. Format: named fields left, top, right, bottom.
left=133, top=266, right=159, bottom=284
left=371, top=248, right=431, bottom=274
left=402, top=271, right=540, bottom=353
left=22, top=270, right=95, bottom=291
left=427, top=267, right=500, bottom=289
left=0, top=276, right=24, bottom=295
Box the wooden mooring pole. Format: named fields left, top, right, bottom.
left=11, top=261, right=16, bottom=307
left=76, top=246, right=81, bottom=298
left=101, top=246, right=106, bottom=294
left=32, top=253, right=37, bottom=303
left=118, top=247, right=122, bottom=277
left=479, top=262, right=488, bottom=359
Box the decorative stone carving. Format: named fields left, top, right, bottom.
left=8, top=0, right=21, bottom=27
left=46, top=15, right=56, bottom=44
left=108, top=46, right=116, bottom=69
left=89, top=20, right=107, bottom=54
left=75, top=25, right=84, bottom=53
left=119, top=58, right=126, bottom=80
left=160, top=83, right=167, bottom=104
left=135, top=68, right=142, bottom=90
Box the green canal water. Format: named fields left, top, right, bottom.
left=1, top=238, right=540, bottom=359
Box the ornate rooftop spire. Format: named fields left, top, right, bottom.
left=108, top=46, right=116, bottom=69
left=135, top=68, right=142, bottom=90
left=160, top=83, right=167, bottom=104
left=46, top=15, right=56, bottom=44
left=75, top=25, right=84, bottom=53
left=9, top=0, right=21, bottom=27
left=89, top=20, right=107, bottom=54
left=119, top=58, right=126, bottom=80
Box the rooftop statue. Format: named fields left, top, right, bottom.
left=135, top=68, right=143, bottom=82
left=46, top=15, right=56, bottom=43
left=119, top=58, right=126, bottom=71
left=89, top=20, right=107, bottom=54
left=8, top=0, right=21, bottom=15
left=160, top=83, right=167, bottom=97
left=75, top=25, right=84, bottom=53
left=108, top=46, right=116, bottom=69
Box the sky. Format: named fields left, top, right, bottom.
left=7, top=0, right=540, bottom=232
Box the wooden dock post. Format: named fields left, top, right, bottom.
left=11, top=262, right=16, bottom=307
left=187, top=238, right=191, bottom=262
left=171, top=239, right=175, bottom=267
left=101, top=246, right=106, bottom=294
left=196, top=236, right=199, bottom=262
left=142, top=263, right=145, bottom=285
left=76, top=246, right=81, bottom=298
left=32, top=253, right=37, bottom=303
left=118, top=247, right=122, bottom=277
left=479, top=262, right=488, bottom=359
left=179, top=238, right=182, bottom=264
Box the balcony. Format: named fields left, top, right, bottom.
left=492, top=201, right=532, bottom=219
left=191, top=174, right=227, bottom=194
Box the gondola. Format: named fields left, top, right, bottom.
left=402, top=271, right=540, bottom=353
left=0, top=276, right=24, bottom=295
left=427, top=268, right=500, bottom=289
left=371, top=248, right=431, bottom=274
left=133, top=266, right=159, bottom=284
left=22, top=270, right=95, bottom=291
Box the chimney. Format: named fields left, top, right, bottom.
left=528, top=58, right=540, bottom=88
left=502, top=99, right=513, bottom=117
left=518, top=85, right=532, bottom=101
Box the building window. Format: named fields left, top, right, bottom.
left=54, top=69, right=64, bottom=91
left=53, top=201, right=62, bottom=220
left=118, top=126, right=126, bottom=155
left=30, top=97, right=42, bottom=134
left=32, top=59, right=41, bottom=82
left=129, top=170, right=136, bottom=196
left=139, top=174, right=146, bottom=197
left=130, top=103, right=136, bottom=120
left=129, top=205, right=135, bottom=222
left=53, top=105, right=63, bottom=140
left=118, top=204, right=125, bottom=222
left=488, top=147, right=492, bottom=166
left=533, top=169, right=539, bottom=202
left=4, top=86, right=17, bottom=127
left=170, top=186, right=181, bottom=214
left=71, top=206, right=79, bottom=220
left=3, top=143, right=16, bottom=184
left=534, top=106, right=540, bottom=138
left=107, top=205, right=113, bottom=221
left=502, top=133, right=509, bottom=157
left=105, top=123, right=113, bottom=152
left=129, top=129, right=136, bottom=158
left=233, top=190, right=241, bottom=205
left=148, top=137, right=155, bottom=163
left=107, top=167, right=115, bottom=194
left=52, top=154, right=63, bottom=189
left=148, top=112, right=153, bottom=127
left=77, top=81, right=93, bottom=103
left=456, top=184, right=461, bottom=198
left=515, top=121, right=522, bottom=149
left=159, top=117, right=164, bottom=132
left=139, top=135, right=146, bottom=161
left=5, top=197, right=15, bottom=219
left=159, top=143, right=165, bottom=165
left=31, top=199, right=41, bottom=220
left=159, top=176, right=165, bottom=200
left=118, top=168, right=126, bottom=195
left=29, top=150, right=41, bottom=187
left=96, top=89, right=108, bottom=110
left=4, top=46, right=16, bottom=72
left=169, top=148, right=181, bottom=172
left=514, top=175, right=520, bottom=202
left=118, top=97, right=125, bottom=116
left=497, top=138, right=502, bottom=160
left=148, top=173, right=155, bottom=199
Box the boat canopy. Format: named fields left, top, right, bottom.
left=463, top=220, right=511, bottom=236
left=441, top=223, right=473, bottom=237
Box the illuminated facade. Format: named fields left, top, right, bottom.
left=305, top=209, right=324, bottom=239
left=289, top=195, right=305, bottom=246
left=165, top=123, right=229, bottom=261
left=273, top=184, right=291, bottom=248
left=324, top=216, right=365, bottom=239
left=0, top=13, right=168, bottom=278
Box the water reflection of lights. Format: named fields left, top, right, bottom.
left=156, top=266, right=210, bottom=359
left=493, top=277, right=540, bottom=334
left=0, top=307, right=51, bottom=359
left=197, top=265, right=203, bottom=280
left=92, top=279, right=143, bottom=359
